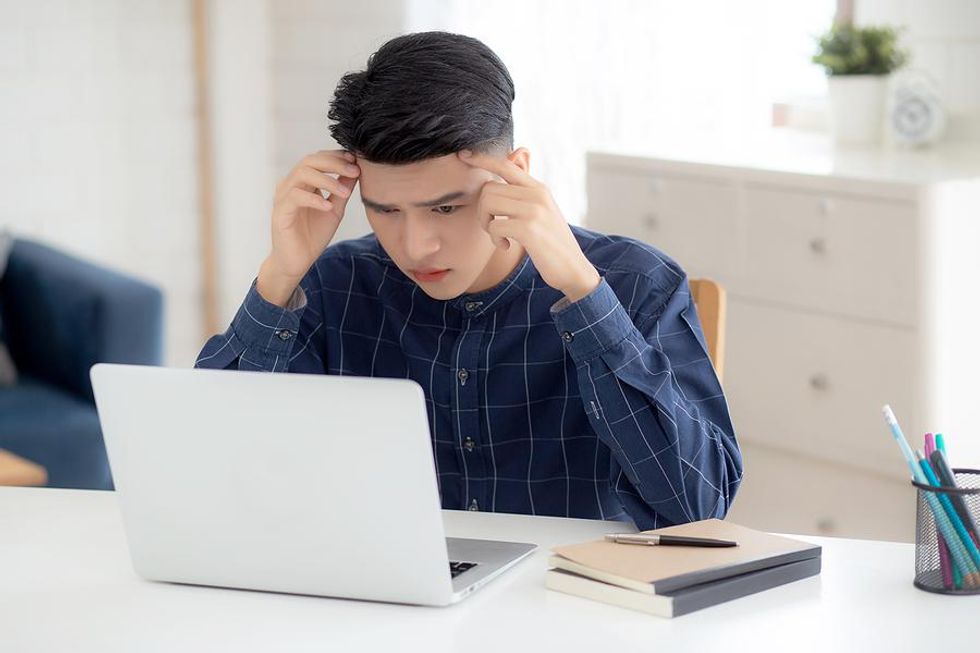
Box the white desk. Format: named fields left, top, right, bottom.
left=1, top=488, right=976, bottom=652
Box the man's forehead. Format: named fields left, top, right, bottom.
left=357, top=155, right=493, bottom=206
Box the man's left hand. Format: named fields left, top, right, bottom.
left=459, top=149, right=601, bottom=303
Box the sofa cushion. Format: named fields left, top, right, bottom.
left=0, top=375, right=112, bottom=489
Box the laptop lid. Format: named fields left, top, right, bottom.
left=90, top=363, right=455, bottom=605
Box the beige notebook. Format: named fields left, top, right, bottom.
left=550, top=519, right=820, bottom=595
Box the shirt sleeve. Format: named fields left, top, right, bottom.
left=550, top=274, right=742, bottom=530
left=194, top=276, right=327, bottom=374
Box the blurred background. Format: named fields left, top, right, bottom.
left=2, top=0, right=979, bottom=542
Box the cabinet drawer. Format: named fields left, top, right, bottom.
left=741, top=185, right=917, bottom=326
left=726, top=443, right=915, bottom=542
left=586, top=168, right=740, bottom=281
left=724, top=299, right=920, bottom=478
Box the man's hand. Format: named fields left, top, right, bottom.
left=258, top=150, right=360, bottom=306
left=458, top=150, right=600, bottom=303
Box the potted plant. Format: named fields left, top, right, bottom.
left=812, top=23, right=909, bottom=145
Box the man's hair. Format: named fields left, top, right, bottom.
left=328, top=31, right=515, bottom=164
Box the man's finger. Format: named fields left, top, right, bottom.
left=458, top=150, right=536, bottom=187
left=486, top=216, right=530, bottom=251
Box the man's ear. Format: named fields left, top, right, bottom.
left=507, top=147, right=531, bottom=174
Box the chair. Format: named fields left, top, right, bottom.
left=689, top=278, right=726, bottom=382
left=0, top=238, right=164, bottom=489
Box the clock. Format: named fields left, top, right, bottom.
left=887, top=70, right=946, bottom=147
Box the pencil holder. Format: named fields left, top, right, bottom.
left=912, top=468, right=980, bottom=595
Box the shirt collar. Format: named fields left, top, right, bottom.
left=371, top=239, right=539, bottom=319
left=446, top=252, right=538, bottom=318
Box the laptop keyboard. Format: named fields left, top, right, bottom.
left=449, top=561, right=478, bottom=578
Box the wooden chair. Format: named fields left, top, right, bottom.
left=0, top=449, right=48, bottom=487
left=689, top=278, right=727, bottom=382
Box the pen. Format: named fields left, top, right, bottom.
left=929, top=448, right=980, bottom=547
left=934, top=433, right=963, bottom=588
left=925, top=433, right=954, bottom=590
left=604, top=534, right=738, bottom=548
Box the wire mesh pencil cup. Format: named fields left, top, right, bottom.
left=912, top=469, right=980, bottom=595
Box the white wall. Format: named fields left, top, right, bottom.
left=0, top=0, right=200, bottom=366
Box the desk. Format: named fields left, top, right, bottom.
left=1, top=488, right=976, bottom=652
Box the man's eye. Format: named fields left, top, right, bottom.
left=433, top=205, right=460, bottom=215
left=378, top=208, right=399, bottom=214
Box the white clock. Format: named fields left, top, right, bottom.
left=887, top=70, right=946, bottom=147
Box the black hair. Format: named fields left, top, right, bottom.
left=327, top=31, right=515, bottom=164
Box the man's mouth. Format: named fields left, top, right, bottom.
left=410, top=268, right=451, bottom=281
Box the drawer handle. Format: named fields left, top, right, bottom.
left=809, top=238, right=827, bottom=255
left=642, top=212, right=659, bottom=230
left=809, top=374, right=829, bottom=391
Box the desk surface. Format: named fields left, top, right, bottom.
left=2, top=488, right=977, bottom=652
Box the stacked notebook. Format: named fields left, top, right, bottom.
left=546, top=519, right=821, bottom=618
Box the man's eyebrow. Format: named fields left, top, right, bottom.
left=361, top=190, right=470, bottom=211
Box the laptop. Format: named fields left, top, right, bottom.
left=89, top=363, right=536, bottom=606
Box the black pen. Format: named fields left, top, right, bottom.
left=604, top=533, right=737, bottom=547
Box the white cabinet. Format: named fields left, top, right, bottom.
left=585, top=138, right=980, bottom=541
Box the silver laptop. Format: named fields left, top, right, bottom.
left=90, top=363, right=536, bottom=606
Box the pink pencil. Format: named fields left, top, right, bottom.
left=925, top=433, right=953, bottom=589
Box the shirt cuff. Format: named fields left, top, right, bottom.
left=550, top=277, right=636, bottom=363
left=230, top=279, right=305, bottom=356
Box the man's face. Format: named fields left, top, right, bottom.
left=356, top=149, right=528, bottom=300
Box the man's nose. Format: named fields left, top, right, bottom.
left=402, top=213, right=441, bottom=262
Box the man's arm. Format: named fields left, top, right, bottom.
left=551, top=273, right=742, bottom=531
left=194, top=270, right=327, bottom=374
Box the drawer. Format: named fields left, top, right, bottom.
left=586, top=168, right=740, bottom=281
left=726, top=442, right=916, bottom=542
left=724, top=298, right=921, bottom=479
left=741, top=185, right=917, bottom=326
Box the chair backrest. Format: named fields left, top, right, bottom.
left=689, top=278, right=726, bottom=382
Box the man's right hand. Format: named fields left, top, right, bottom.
left=258, top=150, right=360, bottom=307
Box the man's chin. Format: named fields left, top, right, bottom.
left=418, top=285, right=467, bottom=301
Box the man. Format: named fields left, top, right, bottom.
left=196, top=31, right=741, bottom=530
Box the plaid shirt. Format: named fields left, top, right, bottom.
left=195, top=225, right=741, bottom=530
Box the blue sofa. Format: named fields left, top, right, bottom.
left=0, top=239, right=164, bottom=489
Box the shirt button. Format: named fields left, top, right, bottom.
left=468, top=499, right=480, bottom=511
left=463, top=437, right=475, bottom=452
left=464, top=301, right=482, bottom=312
left=562, top=331, right=574, bottom=343
left=276, top=329, right=294, bottom=341
left=457, top=368, right=469, bottom=384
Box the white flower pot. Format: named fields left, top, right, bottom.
left=827, top=74, right=889, bottom=146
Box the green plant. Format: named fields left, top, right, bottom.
left=812, top=23, right=909, bottom=76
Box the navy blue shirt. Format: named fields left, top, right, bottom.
left=195, top=225, right=742, bottom=530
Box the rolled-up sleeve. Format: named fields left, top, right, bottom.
left=550, top=274, right=742, bottom=530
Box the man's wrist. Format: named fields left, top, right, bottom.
left=256, top=257, right=303, bottom=308
left=560, top=265, right=601, bottom=304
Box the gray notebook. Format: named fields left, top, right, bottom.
left=546, top=556, right=821, bottom=618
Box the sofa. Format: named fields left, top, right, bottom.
left=0, top=238, right=164, bottom=489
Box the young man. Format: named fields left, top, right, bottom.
left=196, top=31, right=741, bottom=530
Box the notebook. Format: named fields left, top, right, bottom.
left=546, top=556, right=821, bottom=618
left=549, top=519, right=821, bottom=595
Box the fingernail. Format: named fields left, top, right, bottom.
left=343, top=152, right=356, bottom=162
left=459, top=149, right=472, bottom=158
left=346, top=164, right=359, bottom=174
